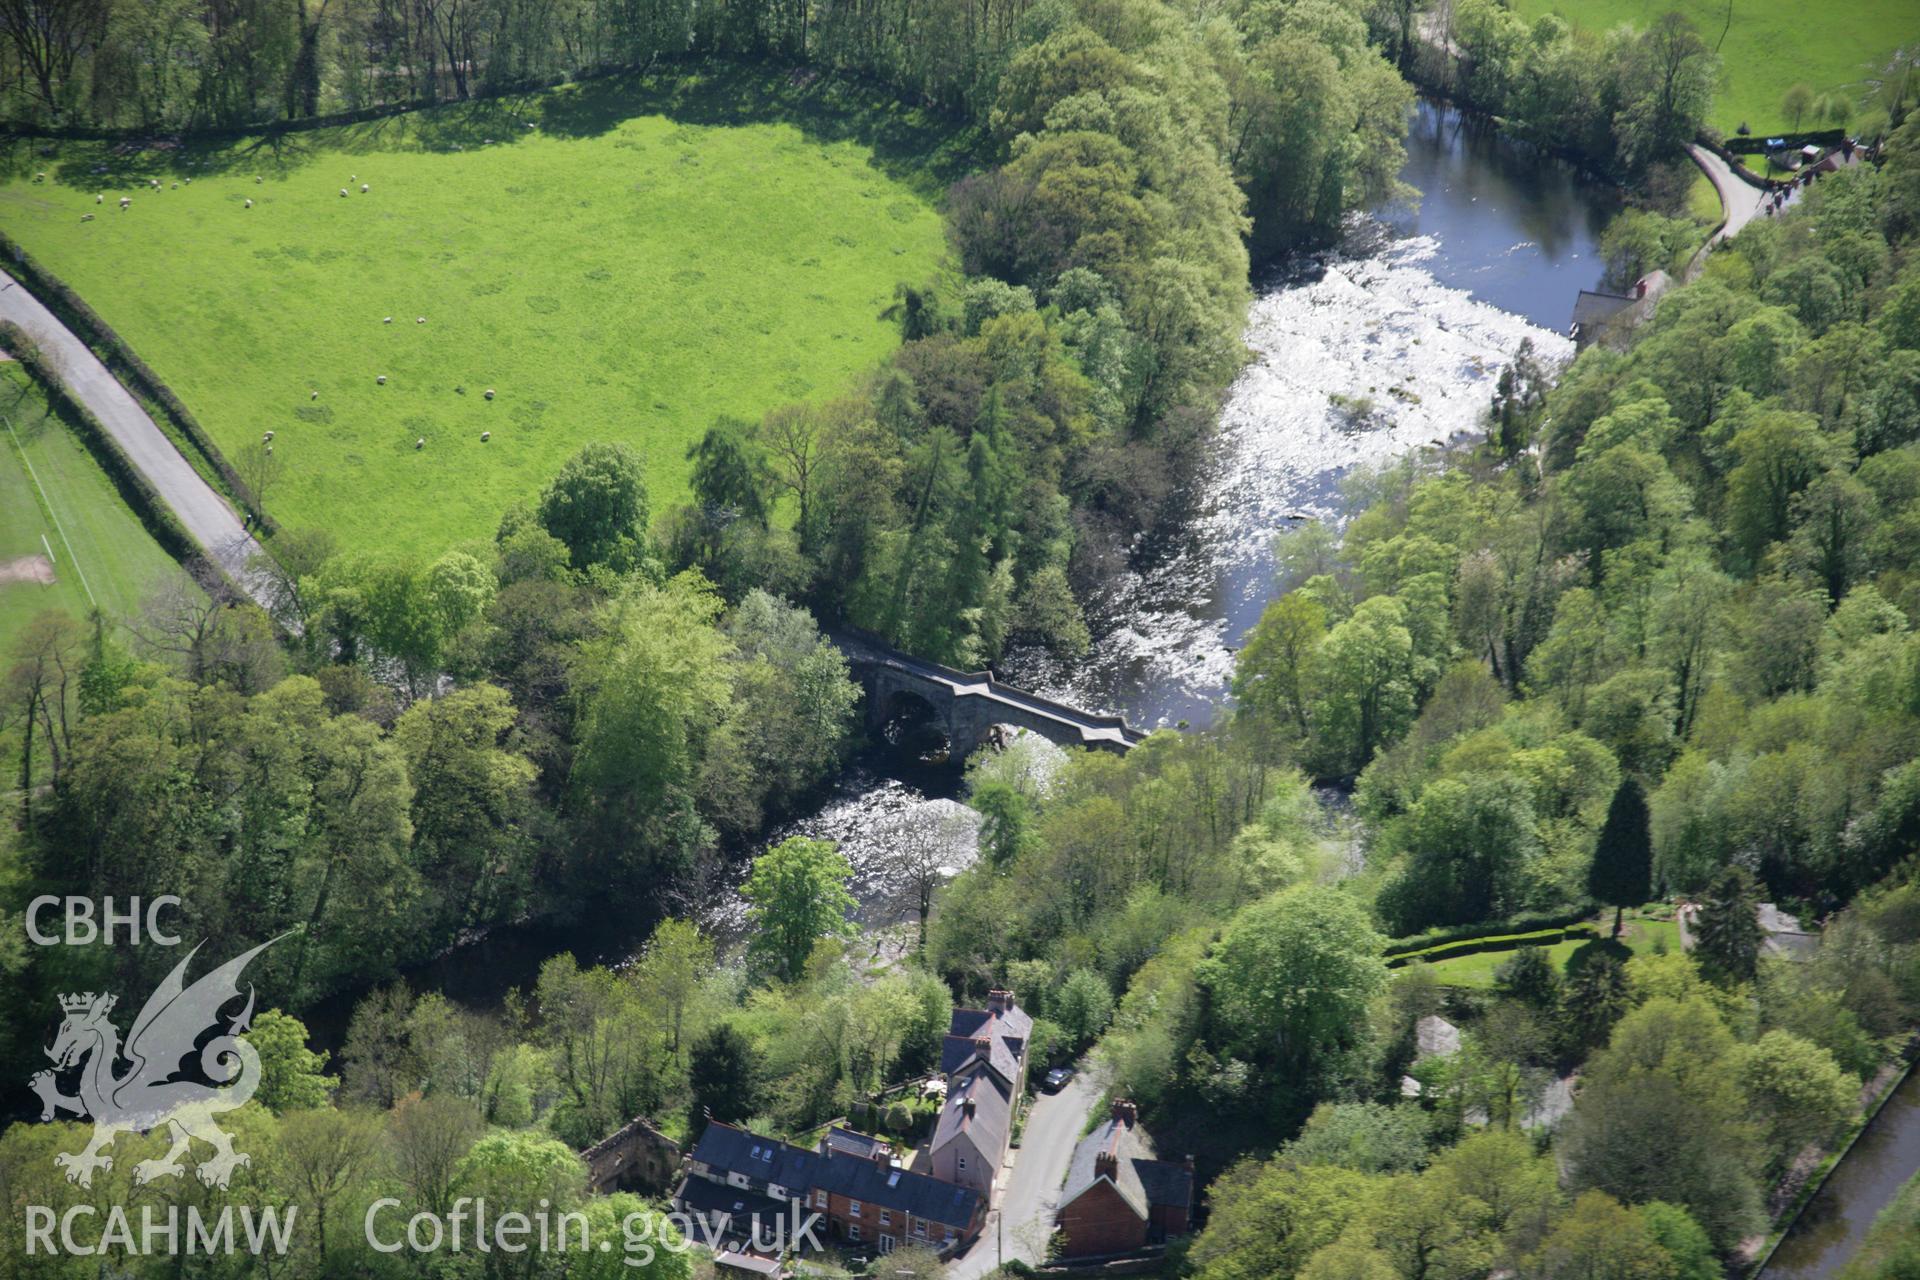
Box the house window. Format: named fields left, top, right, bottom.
left=879, top=1211, right=892, bottom=1228
left=850, top=1201, right=862, bottom=1218
left=814, top=1190, right=828, bottom=1209
left=957, top=1157, right=967, bottom=1172
left=914, top=1219, right=928, bottom=1237
left=878, top=1235, right=896, bottom=1254
left=847, top=1224, right=861, bottom=1242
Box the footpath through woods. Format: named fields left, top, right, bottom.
left=0, top=269, right=269, bottom=602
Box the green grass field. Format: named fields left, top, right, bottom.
left=1509, top=0, right=1913, bottom=135
left=1415, top=914, right=1682, bottom=988
left=0, top=66, right=960, bottom=556
left=0, top=366, right=190, bottom=653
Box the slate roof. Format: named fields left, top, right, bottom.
left=940, top=1030, right=1021, bottom=1083
left=822, top=1127, right=887, bottom=1160
left=932, top=1065, right=1012, bottom=1164
left=690, top=1122, right=823, bottom=1194
left=1571, top=289, right=1633, bottom=330
left=950, top=1002, right=1033, bottom=1054
left=810, top=1149, right=983, bottom=1229
left=1060, top=1116, right=1192, bottom=1221
left=686, top=1122, right=981, bottom=1231
left=942, top=998, right=1031, bottom=1085
left=675, top=1174, right=786, bottom=1232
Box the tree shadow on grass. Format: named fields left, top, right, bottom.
left=10, top=58, right=979, bottom=200
left=529, top=61, right=980, bottom=195
left=1563, top=936, right=1631, bottom=977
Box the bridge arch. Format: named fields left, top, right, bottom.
left=877, top=687, right=950, bottom=759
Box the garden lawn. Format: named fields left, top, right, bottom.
left=0, top=66, right=959, bottom=557
left=0, top=366, right=191, bottom=653
left=1507, top=0, right=1913, bottom=135
left=1416, top=914, right=1682, bottom=988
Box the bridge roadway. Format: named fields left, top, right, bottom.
left=826, top=630, right=1149, bottom=757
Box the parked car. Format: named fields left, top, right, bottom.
left=1043, top=1066, right=1075, bottom=1092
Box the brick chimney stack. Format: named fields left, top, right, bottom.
left=1111, top=1099, right=1139, bottom=1127
left=1094, top=1148, right=1119, bottom=1179
left=987, top=989, right=1014, bottom=1015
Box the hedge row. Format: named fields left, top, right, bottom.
left=0, top=320, right=198, bottom=566
left=1386, top=923, right=1600, bottom=970
left=0, top=230, right=272, bottom=536
left=1383, top=905, right=1597, bottom=958
left=1722, top=127, right=1849, bottom=155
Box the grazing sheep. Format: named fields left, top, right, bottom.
left=340, top=188, right=348, bottom=197
left=170, top=182, right=177, bottom=190
left=484, top=388, right=495, bottom=400
left=361, top=183, right=369, bottom=193
left=255, top=176, right=263, bottom=184
left=415, top=438, right=425, bottom=449
left=416, top=317, right=426, bottom=324
left=34, top=171, right=44, bottom=181
left=309, top=390, right=317, bottom=399
left=245, top=198, right=253, bottom=208
left=384, top=316, right=393, bottom=324
left=377, top=375, right=387, bottom=385
left=481, top=431, right=491, bottom=441
left=263, top=431, right=274, bottom=442
left=119, top=197, right=130, bottom=209
left=183, top=177, right=190, bottom=185
left=265, top=444, right=273, bottom=454
left=95, top=194, right=102, bottom=204
left=80, top=214, right=93, bottom=222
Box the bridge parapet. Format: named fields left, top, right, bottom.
left=825, top=629, right=1149, bottom=759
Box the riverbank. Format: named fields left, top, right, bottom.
left=1756, top=1053, right=1920, bottom=1279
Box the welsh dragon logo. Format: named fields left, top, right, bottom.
left=29, top=938, right=279, bottom=1189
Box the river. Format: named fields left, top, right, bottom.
left=1764, top=1069, right=1920, bottom=1280
left=323, top=101, right=1920, bottom=1277
left=999, top=100, right=1604, bottom=727
left=318, top=102, right=1609, bottom=1007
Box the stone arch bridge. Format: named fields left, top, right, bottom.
left=827, top=630, right=1149, bottom=759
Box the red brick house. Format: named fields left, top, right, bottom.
left=676, top=1121, right=985, bottom=1259
left=1053, top=1101, right=1194, bottom=1260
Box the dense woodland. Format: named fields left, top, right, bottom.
left=6, top=0, right=1920, bottom=1275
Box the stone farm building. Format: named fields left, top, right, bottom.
left=1054, top=1100, right=1194, bottom=1260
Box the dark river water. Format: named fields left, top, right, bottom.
left=1000, top=100, right=1610, bottom=727
left=313, top=104, right=1920, bottom=1274
left=1764, top=1069, right=1920, bottom=1280
left=315, top=98, right=1618, bottom=1025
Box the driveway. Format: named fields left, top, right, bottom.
left=948, top=1071, right=1101, bottom=1278
left=0, top=270, right=269, bottom=600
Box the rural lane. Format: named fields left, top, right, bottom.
left=0, top=269, right=270, bottom=600
left=1684, top=145, right=1768, bottom=275
left=948, top=1071, right=1102, bottom=1279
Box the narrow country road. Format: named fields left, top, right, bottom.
left=948, top=1071, right=1101, bottom=1278
left=0, top=269, right=269, bottom=600
left=1684, top=145, right=1768, bottom=275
